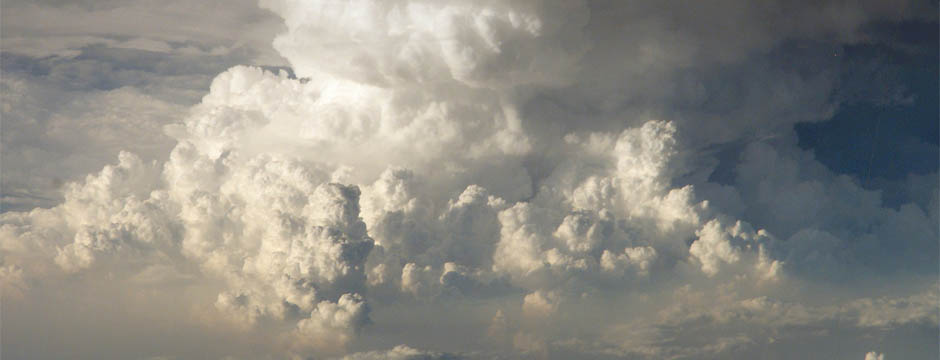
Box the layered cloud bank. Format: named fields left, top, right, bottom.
left=1, top=0, right=937, bottom=359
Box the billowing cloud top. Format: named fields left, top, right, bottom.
left=1, top=0, right=937, bottom=359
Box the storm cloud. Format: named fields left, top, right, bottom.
left=1, top=0, right=937, bottom=359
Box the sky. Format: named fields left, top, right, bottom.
left=0, top=1, right=937, bottom=359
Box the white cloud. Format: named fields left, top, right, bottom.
left=259, top=0, right=589, bottom=89
left=293, top=293, right=371, bottom=355
left=522, top=290, right=559, bottom=319
left=1, top=0, right=937, bottom=359
left=337, top=345, right=459, bottom=360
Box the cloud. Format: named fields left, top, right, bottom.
left=0, top=0, right=937, bottom=359
left=689, top=218, right=778, bottom=279
left=582, top=287, right=937, bottom=359
left=0, top=73, right=183, bottom=210
left=0, top=0, right=285, bottom=64
left=292, top=293, right=371, bottom=355
left=259, top=0, right=590, bottom=88
left=337, top=345, right=461, bottom=360
left=0, top=0, right=291, bottom=212
left=522, top=290, right=559, bottom=319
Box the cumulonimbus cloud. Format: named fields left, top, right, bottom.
left=0, top=0, right=936, bottom=358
